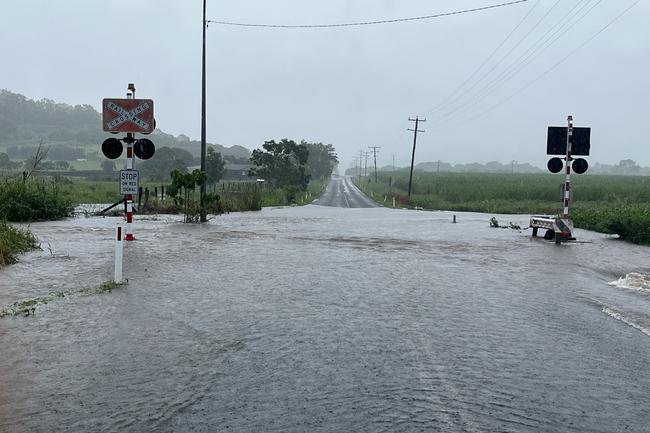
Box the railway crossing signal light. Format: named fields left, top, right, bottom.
left=547, top=157, right=563, bottom=173
left=572, top=158, right=588, bottom=174
left=134, top=138, right=155, bottom=160
left=546, top=124, right=591, bottom=175
left=102, top=137, right=123, bottom=159
left=101, top=137, right=156, bottom=160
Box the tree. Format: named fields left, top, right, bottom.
left=206, top=147, right=225, bottom=184
left=0, top=152, right=20, bottom=169
left=302, top=141, right=338, bottom=180
left=616, top=159, right=640, bottom=175
left=170, top=168, right=207, bottom=223
left=249, top=139, right=310, bottom=192
left=139, top=146, right=192, bottom=180
left=23, top=139, right=49, bottom=179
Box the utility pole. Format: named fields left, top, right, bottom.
left=199, top=0, right=207, bottom=222
left=407, top=116, right=425, bottom=198
left=368, top=146, right=381, bottom=182
left=392, top=154, right=395, bottom=171
left=364, top=151, right=370, bottom=177
left=359, top=149, right=364, bottom=180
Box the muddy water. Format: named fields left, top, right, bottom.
left=1, top=206, right=650, bottom=432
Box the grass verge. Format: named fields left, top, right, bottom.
left=355, top=172, right=650, bottom=245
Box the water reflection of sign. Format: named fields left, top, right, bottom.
left=103, top=99, right=154, bottom=133
left=120, top=169, right=139, bottom=195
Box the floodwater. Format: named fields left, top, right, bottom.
left=1, top=177, right=650, bottom=432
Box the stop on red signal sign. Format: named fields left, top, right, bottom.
left=102, top=98, right=155, bottom=133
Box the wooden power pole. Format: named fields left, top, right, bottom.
left=368, top=146, right=381, bottom=183
left=407, top=116, right=425, bottom=198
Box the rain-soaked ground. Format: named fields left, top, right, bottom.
left=1, top=180, right=650, bottom=432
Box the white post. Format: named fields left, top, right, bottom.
left=392, top=197, right=396, bottom=207
left=114, top=223, right=124, bottom=283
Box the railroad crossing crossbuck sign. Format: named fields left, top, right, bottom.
left=102, top=98, right=155, bottom=133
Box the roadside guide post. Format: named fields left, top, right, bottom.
left=114, top=223, right=124, bottom=283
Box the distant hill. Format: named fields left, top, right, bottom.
left=0, top=89, right=250, bottom=160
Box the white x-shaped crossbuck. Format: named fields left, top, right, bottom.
left=106, top=101, right=152, bottom=130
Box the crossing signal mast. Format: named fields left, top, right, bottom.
left=101, top=83, right=156, bottom=241
left=530, top=115, right=591, bottom=244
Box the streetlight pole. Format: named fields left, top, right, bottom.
left=200, top=0, right=207, bottom=222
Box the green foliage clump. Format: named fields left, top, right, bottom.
left=0, top=220, right=37, bottom=265
left=0, top=178, right=73, bottom=221
left=573, top=204, right=650, bottom=244
left=249, top=139, right=310, bottom=202
left=206, top=147, right=226, bottom=184
left=302, top=141, right=338, bottom=180
left=169, top=169, right=207, bottom=223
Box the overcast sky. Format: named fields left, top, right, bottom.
left=1, top=0, right=648, bottom=168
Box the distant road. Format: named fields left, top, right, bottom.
left=313, top=175, right=379, bottom=208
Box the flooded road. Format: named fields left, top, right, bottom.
left=2, top=180, right=650, bottom=432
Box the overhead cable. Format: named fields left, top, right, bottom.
left=438, top=0, right=600, bottom=122
left=207, top=0, right=529, bottom=29
left=424, top=0, right=542, bottom=116
left=460, top=0, right=643, bottom=123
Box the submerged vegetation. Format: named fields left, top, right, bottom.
left=0, top=281, right=125, bottom=318
left=357, top=172, right=650, bottom=245
left=0, top=220, right=37, bottom=265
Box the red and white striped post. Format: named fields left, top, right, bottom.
left=125, top=85, right=135, bottom=241
left=562, top=115, right=573, bottom=224
left=125, top=138, right=135, bottom=241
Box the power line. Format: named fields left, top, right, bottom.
left=424, top=0, right=541, bottom=116
left=460, top=0, right=643, bottom=123
left=425, top=0, right=562, bottom=126
left=436, top=0, right=600, bottom=122
left=206, top=0, right=529, bottom=29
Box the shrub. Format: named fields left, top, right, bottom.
left=0, top=178, right=73, bottom=221
left=0, top=220, right=37, bottom=265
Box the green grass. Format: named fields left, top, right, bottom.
left=0, top=220, right=37, bottom=265
left=57, top=178, right=123, bottom=204
left=357, top=172, right=650, bottom=244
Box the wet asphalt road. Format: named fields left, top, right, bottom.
left=313, top=175, right=379, bottom=208
left=1, top=177, right=650, bottom=432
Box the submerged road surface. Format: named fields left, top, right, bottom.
left=1, top=177, right=650, bottom=432
left=313, top=175, right=379, bottom=208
